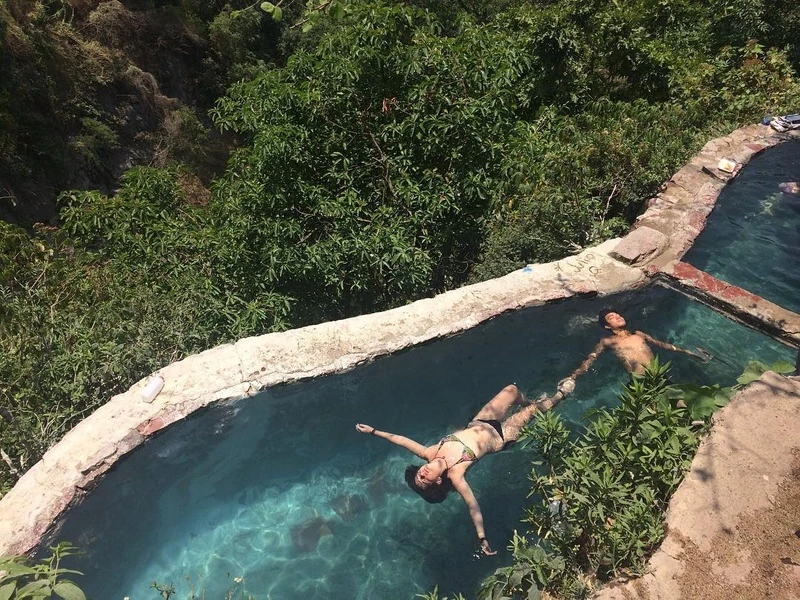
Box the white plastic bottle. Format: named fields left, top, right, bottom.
left=141, top=375, right=165, bottom=403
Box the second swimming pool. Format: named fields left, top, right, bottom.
left=685, top=139, right=800, bottom=311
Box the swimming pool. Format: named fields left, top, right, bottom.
left=684, top=139, right=800, bottom=312
left=45, top=285, right=793, bottom=599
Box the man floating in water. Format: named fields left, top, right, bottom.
left=557, top=309, right=712, bottom=395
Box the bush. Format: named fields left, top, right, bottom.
left=0, top=542, right=86, bottom=600
left=481, top=361, right=699, bottom=598
left=68, top=117, right=120, bottom=172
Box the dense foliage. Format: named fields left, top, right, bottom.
left=2, top=0, right=800, bottom=494
left=0, top=0, right=288, bottom=225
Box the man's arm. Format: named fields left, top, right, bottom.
left=558, top=338, right=609, bottom=392
left=355, top=423, right=430, bottom=459
left=637, top=332, right=711, bottom=362
left=570, top=338, right=609, bottom=378
left=449, top=473, right=497, bottom=556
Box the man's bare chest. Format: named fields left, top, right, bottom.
left=610, top=334, right=651, bottom=354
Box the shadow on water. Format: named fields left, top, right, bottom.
left=45, top=286, right=794, bottom=599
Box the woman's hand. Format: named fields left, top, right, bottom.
left=355, top=423, right=376, bottom=434
left=557, top=377, right=576, bottom=396
left=479, top=538, right=497, bottom=556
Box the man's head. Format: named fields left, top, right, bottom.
left=404, top=463, right=452, bottom=503
left=599, top=309, right=627, bottom=331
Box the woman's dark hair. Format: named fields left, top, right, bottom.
left=598, top=309, right=615, bottom=327
left=404, top=465, right=452, bottom=504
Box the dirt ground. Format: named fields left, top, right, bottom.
left=595, top=372, right=800, bottom=600
left=654, top=451, right=800, bottom=600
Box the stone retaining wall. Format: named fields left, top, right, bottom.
left=0, top=124, right=798, bottom=556
left=655, top=262, right=800, bottom=348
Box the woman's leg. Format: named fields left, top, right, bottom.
left=472, top=384, right=522, bottom=422
left=500, top=403, right=539, bottom=442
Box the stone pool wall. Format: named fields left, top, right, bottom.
left=1, top=124, right=798, bottom=556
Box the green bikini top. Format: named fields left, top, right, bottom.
left=436, top=433, right=478, bottom=468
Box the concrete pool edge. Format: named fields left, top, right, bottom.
left=0, top=124, right=798, bottom=556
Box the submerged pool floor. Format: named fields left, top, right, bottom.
left=50, top=286, right=793, bottom=599
left=685, top=139, right=800, bottom=312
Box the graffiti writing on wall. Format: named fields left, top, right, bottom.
left=554, top=252, right=601, bottom=276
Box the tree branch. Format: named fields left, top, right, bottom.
left=366, top=129, right=397, bottom=201
left=0, top=447, right=21, bottom=478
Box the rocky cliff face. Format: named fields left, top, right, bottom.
left=0, top=0, right=241, bottom=226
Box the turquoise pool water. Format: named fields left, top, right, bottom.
left=684, top=139, right=800, bottom=312
left=46, top=285, right=793, bottom=600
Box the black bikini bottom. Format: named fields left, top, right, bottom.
left=473, top=419, right=516, bottom=450
left=474, top=418, right=504, bottom=439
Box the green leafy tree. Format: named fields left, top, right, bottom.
left=210, top=3, right=549, bottom=319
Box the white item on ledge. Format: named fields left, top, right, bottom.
left=717, top=158, right=737, bottom=173
left=141, top=375, right=165, bottom=403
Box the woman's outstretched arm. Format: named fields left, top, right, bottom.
left=449, top=472, right=497, bottom=556
left=355, top=423, right=430, bottom=460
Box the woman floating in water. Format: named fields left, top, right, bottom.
left=355, top=384, right=563, bottom=555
